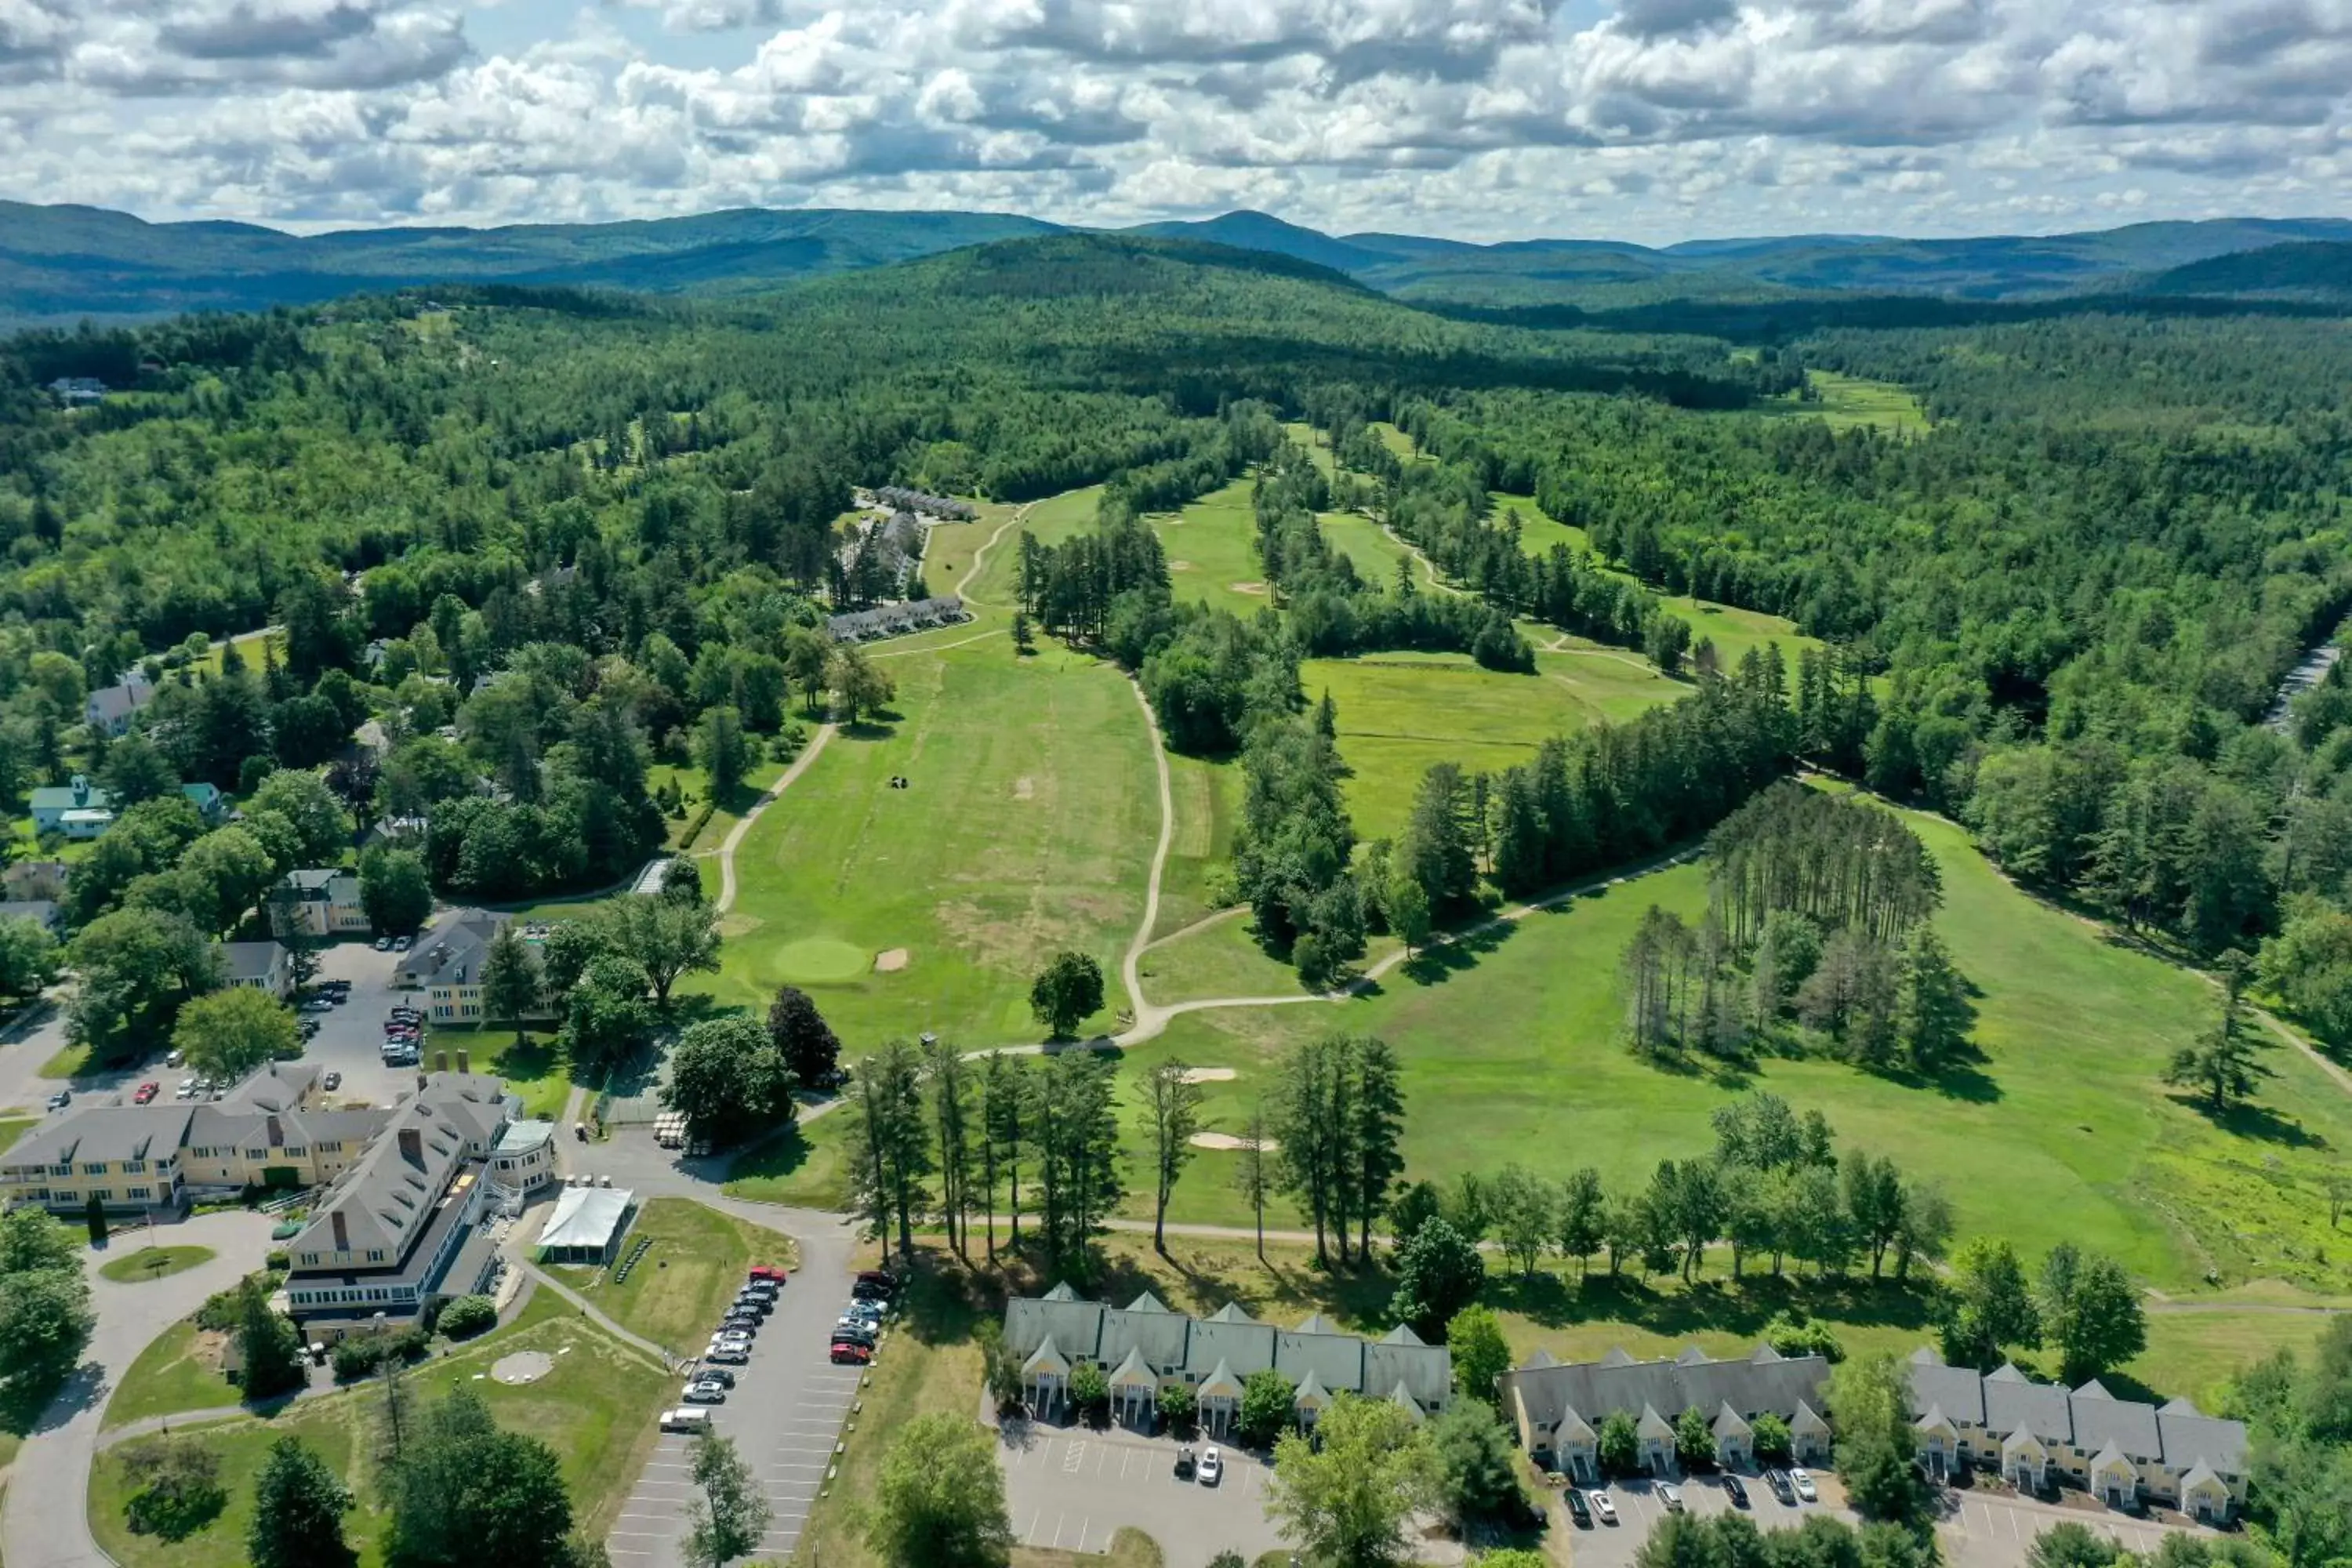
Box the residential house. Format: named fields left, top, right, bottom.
left=281, top=1071, right=516, bottom=1332
left=1498, top=1344, right=1835, bottom=1480
left=1903, top=1349, right=2247, bottom=1520
left=83, top=671, right=153, bottom=735
left=31, top=776, right=115, bottom=839
left=1001, top=1287, right=1452, bottom=1435
left=218, top=940, right=292, bottom=998
left=0, top=899, right=61, bottom=933
left=394, top=908, right=552, bottom=1023
left=30, top=778, right=224, bottom=840
left=279, top=869, right=370, bottom=937
left=4, top=862, right=71, bottom=901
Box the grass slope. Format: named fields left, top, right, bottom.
left=1149, top=481, right=1267, bottom=615
left=562, top=1197, right=795, bottom=1356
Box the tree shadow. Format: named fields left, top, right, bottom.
left=1492, top=1268, right=1943, bottom=1340
left=1875, top=1057, right=2002, bottom=1105
left=843, top=708, right=902, bottom=739
left=1396, top=916, right=1521, bottom=988
left=2168, top=1093, right=2327, bottom=1149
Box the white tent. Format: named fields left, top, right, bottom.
left=537, top=1186, right=636, bottom=1264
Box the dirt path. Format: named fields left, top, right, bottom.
left=1119, top=677, right=1178, bottom=1030
left=960, top=503, right=1034, bottom=610
left=713, top=722, right=838, bottom=916
left=1378, top=517, right=1457, bottom=596
left=1141, top=905, right=1246, bottom=953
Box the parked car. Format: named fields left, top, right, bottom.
left=165, top=1049, right=184, bottom=1067
left=1791, top=1469, right=1817, bottom=1502
left=681, top=1381, right=728, bottom=1405
left=832, top=1323, right=877, bottom=1346
left=747, top=1265, right=788, bottom=1284
left=132, top=1081, right=158, bottom=1104
left=375, top=936, right=393, bottom=952
left=1722, top=1475, right=1750, bottom=1508
left=1766, top=1469, right=1795, bottom=1505
left=175, top=1079, right=197, bottom=1100
left=1659, top=1483, right=1683, bottom=1512
left=855, top=1268, right=900, bottom=1291
left=844, top=1300, right=886, bottom=1323
left=659, top=1408, right=712, bottom=1434
left=46, top=1089, right=70, bottom=1111
left=741, top=1278, right=780, bottom=1298
left=1565, top=1489, right=1592, bottom=1527
left=829, top=1342, right=872, bottom=1366
left=323, top=1070, right=342, bottom=1091
left=1174, top=1446, right=1195, bottom=1479
left=717, top=1316, right=761, bottom=1336
left=691, top=1367, right=736, bottom=1388
left=1197, top=1446, right=1223, bottom=1486
left=704, top=1345, right=750, bottom=1365
left=1591, top=1490, right=1617, bottom=1525
left=393, top=935, right=412, bottom=951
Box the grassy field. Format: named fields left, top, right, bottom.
left=1760, top=372, right=1930, bottom=435
left=1153, top=752, right=1243, bottom=940
left=98, top=1246, right=216, bottom=1285
left=648, top=759, right=785, bottom=853
left=694, top=633, right=1158, bottom=1044
left=564, top=1196, right=795, bottom=1356
left=1148, top=480, right=1268, bottom=617
left=92, top=1288, right=670, bottom=1568
left=1094, top=793, right=2352, bottom=1298
left=1303, top=650, right=1682, bottom=841
left=724, top=1114, right=854, bottom=1209
left=1316, top=511, right=1415, bottom=585
left=0, top=1116, right=31, bottom=1156
left=103, top=1321, right=242, bottom=1428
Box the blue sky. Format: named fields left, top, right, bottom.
left=1, top=0, right=2347, bottom=243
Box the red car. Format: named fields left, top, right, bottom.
left=747, top=1265, right=788, bottom=1284
left=132, top=1081, right=159, bottom=1105
left=829, top=1342, right=872, bottom=1365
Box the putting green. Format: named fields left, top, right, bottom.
left=773, top=937, right=873, bottom=985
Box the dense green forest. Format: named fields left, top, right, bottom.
left=2, top=230, right=2351, bottom=1052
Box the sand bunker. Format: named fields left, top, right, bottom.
left=1013, top=777, right=1034, bottom=800
left=1189, top=1132, right=1277, bottom=1152
left=1168, top=559, right=1195, bottom=572
left=1179, top=1067, right=1236, bottom=1083
left=873, top=948, right=910, bottom=972
left=1229, top=582, right=1267, bottom=596
left=492, top=1351, right=553, bottom=1385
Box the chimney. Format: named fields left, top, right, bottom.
left=456, top=1049, right=470, bottom=1075
left=330, top=1210, right=348, bottom=1250
left=416, top=1070, right=429, bottom=1093
left=435, top=1050, right=449, bottom=1073
left=398, top=1126, right=423, bottom=1164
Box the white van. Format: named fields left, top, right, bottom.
left=659, top=1408, right=712, bottom=1434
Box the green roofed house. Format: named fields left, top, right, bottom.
left=1002, top=1288, right=1452, bottom=1437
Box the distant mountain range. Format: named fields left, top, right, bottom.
left=5, top=198, right=2351, bottom=329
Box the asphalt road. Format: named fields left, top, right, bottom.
left=0, top=1209, right=280, bottom=1568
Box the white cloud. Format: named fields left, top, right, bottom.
left=0, top=0, right=2349, bottom=241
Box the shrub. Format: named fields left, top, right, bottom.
left=437, top=1295, right=497, bottom=1340
left=1237, top=1369, right=1297, bottom=1449
left=265, top=1249, right=289, bottom=1271
left=1157, top=1383, right=1196, bottom=1435
left=120, top=1437, right=227, bottom=1541
left=1766, top=1310, right=1846, bottom=1363
left=1752, top=1410, right=1793, bottom=1462
left=1069, top=1361, right=1109, bottom=1425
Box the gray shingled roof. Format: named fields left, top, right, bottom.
left=1502, top=1345, right=1832, bottom=1436
left=3, top=1105, right=195, bottom=1170
left=1983, top=1363, right=2074, bottom=1442
left=2071, top=1381, right=2162, bottom=1459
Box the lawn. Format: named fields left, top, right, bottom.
left=99, top=1245, right=216, bottom=1285
left=92, top=1290, right=670, bottom=1568
left=724, top=1113, right=855, bottom=1209
left=1154, top=752, right=1242, bottom=941
left=1148, top=480, right=1269, bottom=617
left=694, top=630, right=1160, bottom=1045
left=1759, top=371, right=1929, bottom=436
left=565, top=1196, right=795, bottom=1356
left=1302, top=650, right=1682, bottom=841
left=0, top=1116, right=31, bottom=1157
left=648, top=759, right=784, bottom=853
left=103, top=1320, right=246, bottom=1428
left=482, top=1031, right=575, bottom=1121
left=1316, top=510, right=1415, bottom=584
left=1098, top=797, right=2352, bottom=1295
left=40, top=1040, right=90, bottom=1079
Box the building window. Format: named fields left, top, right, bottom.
left=123, top=1160, right=146, bottom=1174
left=51, top=1190, right=74, bottom=1202
left=303, top=1252, right=321, bottom=1265
left=246, top=1149, right=266, bottom=1160
left=50, top=1163, right=71, bottom=1177
left=285, top=1147, right=306, bottom=1157
left=126, top=1186, right=149, bottom=1200
left=367, top=1249, right=386, bottom=1262
left=81, top=1163, right=107, bottom=1175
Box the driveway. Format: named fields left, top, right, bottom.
left=573, top=1126, right=864, bottom=1568
left=997, top=1426, right=1287, bottom=1568
left=1936, top=1492, right=2214, bottom=1568
left=2, top=1209, right=280, bottom=1568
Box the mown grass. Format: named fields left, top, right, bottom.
left=691, top=632, right=1159, bottom=1046
left=0, top=1116, right=32, bottom=1156
left=1761, top=371, right=1929, bottom=436
left=103, top=1321, right=242, bottom=1428
left=1149, top=480, right=1268, bottom=617
left=565, top=1196, right=795, bottom=1356
left=98, top=1245, right=216, bottom=1285
left=1154, top=752, right=1243, bottom=941
left=724, top=1113, right=855, bottom=1209
left=91, top=1289, right=670, bottom=1568
left=1303, top=650, right=1681, bottom=841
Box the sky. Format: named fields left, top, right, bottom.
left=1, top=0, right=2348, bottom=244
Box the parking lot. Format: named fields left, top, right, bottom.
left=304, top=938, right=434, bottom=1103
left=1554, top=1472, right=1857, bottom=1568
left=604, top=1274, right=866, bottom=1566
left=1934, top=1494, right=2211, bottom=1568
left=997, top=1428, right=1287, bottom=1568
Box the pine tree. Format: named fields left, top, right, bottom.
left=249, top=1436, right=354, bottom=1568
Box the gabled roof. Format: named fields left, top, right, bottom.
left=1388, top=1381, right=1425, bottom=1422
left=1916, top=1403, right=1955, bottom=1433
left=1713, top=1402, right=1752, bottom=1439
left=1638, top=1403, right=1675, bottom=1439
left=1556, top=1406, right=1596, bottom=1440
left=1042, top=1281, right=1080, bottom=1301
left=1207, top=1301, right=1254, bottom=1324
left=1750, top=1345, right=1784, bottom=1363
left=1294, top=1369, right=1330, bottom=1406
left=1294, top=1312, right=1338, bottom=1334
left=1106, top=1345, right=1156, bottom=1388
left=1023, top=1335, right=1069, bottom=1376
left=1197, top=1358, right=1244, bottom=1399
left=1675, top=1345, right=1711, bottom=1367
left=1523, top=1348, right=1561, bottom=1370
left=2002, top=1426, right=2047, bottom=1456
left=2071, top=1382, right=2161, bottom=1459
left=2087, top=1442, right=2136, bottom=1476
left=1791, top=1399, right=1831, bottom=1435
left=1502, top=1345, right=1833, bottom=1438
left=1380, top=1323, right=1425, bottom=1347
left=1599, top=1348, right=1638, bottom=1368
left=2179, top=1461, right=2226, bottom=1494
left=1124, top=1290, right=1171, bottom=1313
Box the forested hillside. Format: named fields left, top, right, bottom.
left=3, top=229, right=2351, bottom=1050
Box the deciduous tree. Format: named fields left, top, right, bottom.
left=864, top=1411, right=1013, bottom=1568
left=683, top=1432, right=768, bottom=1568
left=173, top=985, right=298, bottom=1084
left=1142, top=1059, right=1202, bottom=1254
left=1028, top=950, right=1104, bottom=1038
left=1268, top=1392, right=1437, bottom=1568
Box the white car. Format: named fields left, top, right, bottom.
left=1658, top=1483, right=1683, bottom=1512
left=659, top=1408, right=712, bottom=1433
left=1791, top=1469, right=1817, bottom=1502
left=1591, top=1490, right=1618, bottom=1525
left=175, top=1079, right=198, bottom=1100
left=1197, top=1446, right=1222, bottom=1486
